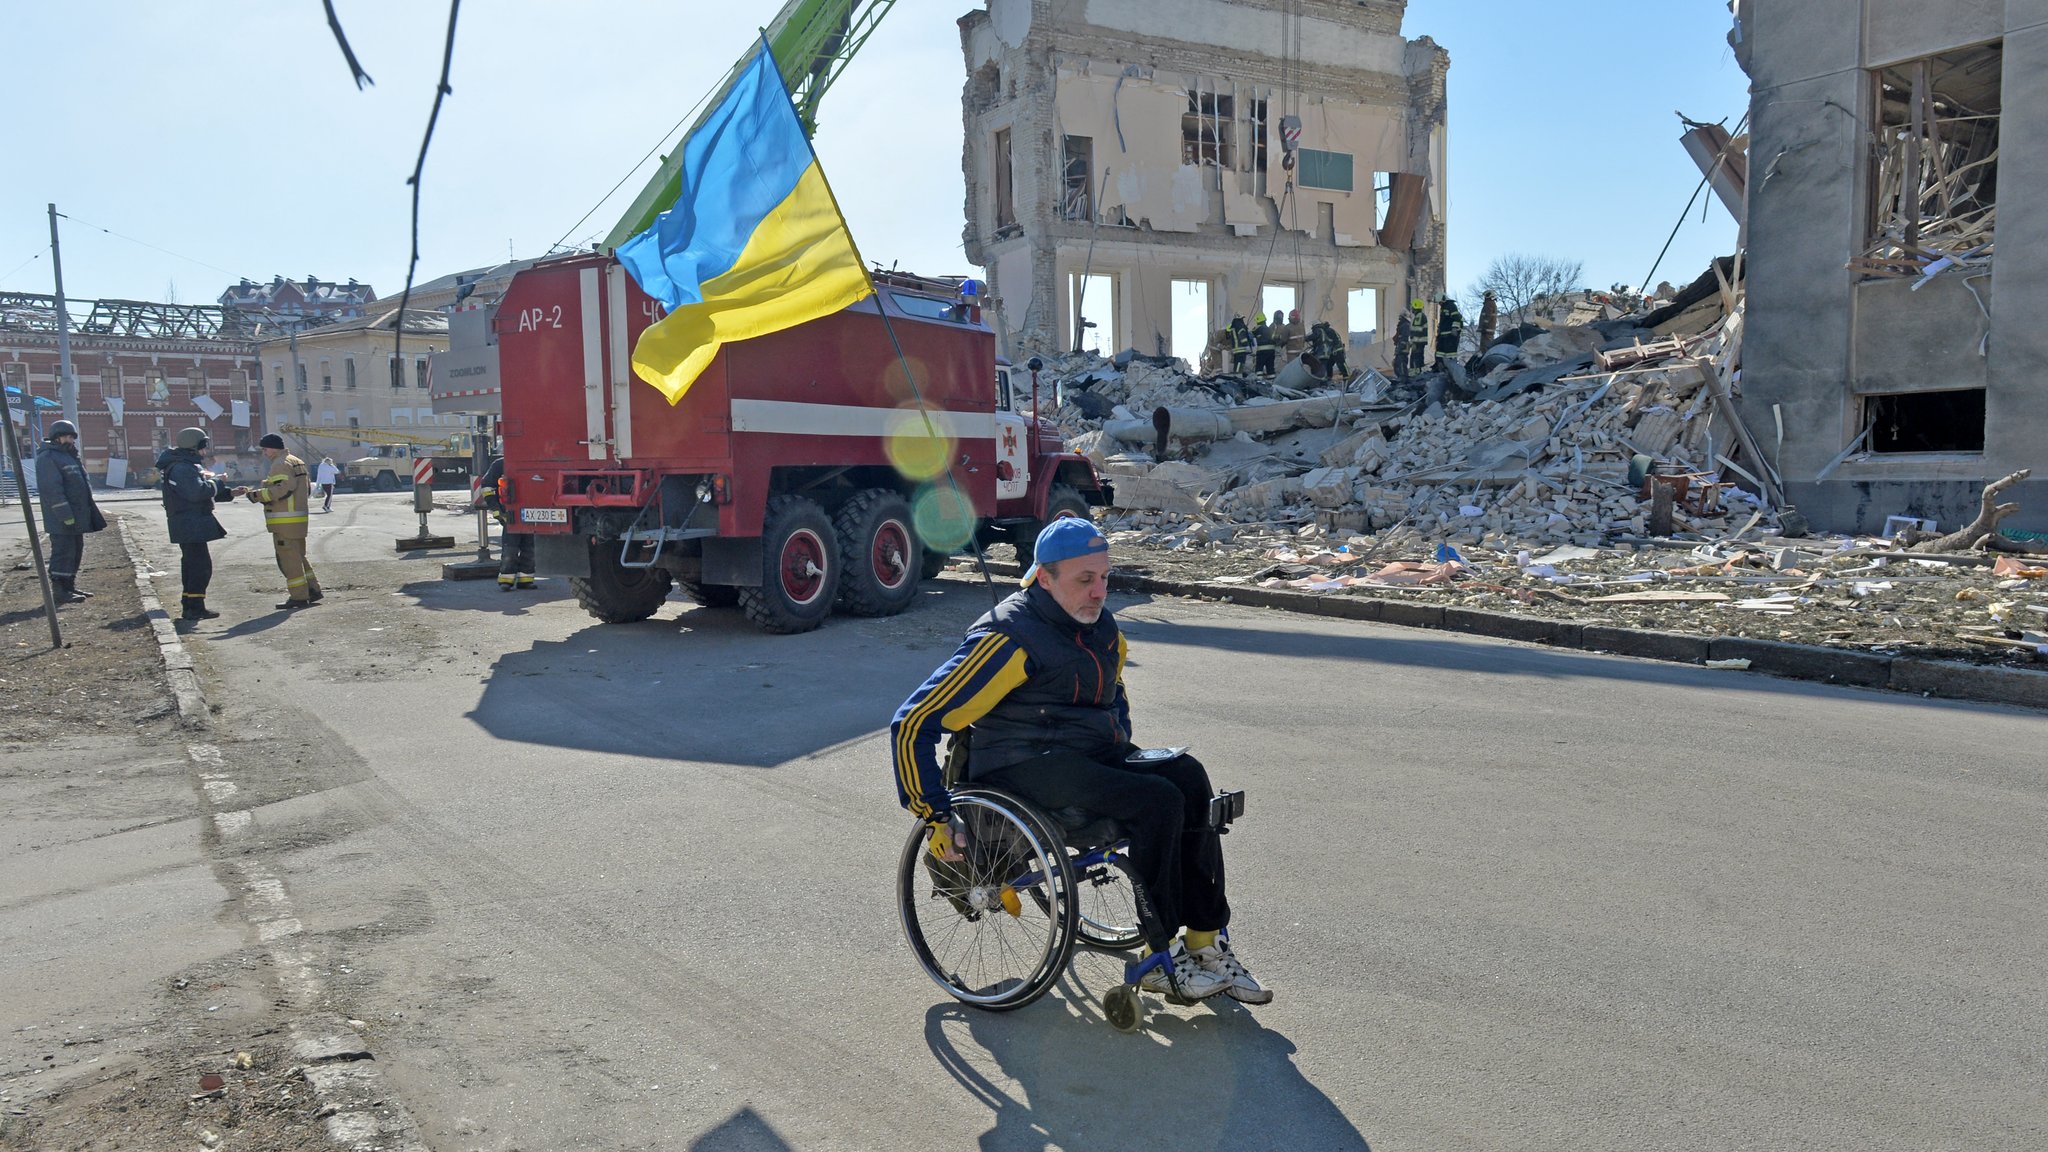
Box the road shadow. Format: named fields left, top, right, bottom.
left=922, top=969, right=1369, bottom=1152
left=399, top=578, right=573, bottom=617
left=463, top=595, right=968, bottom=766
left=1116, top=607, right=2031, bottom=716
left=687, top=1106, right=795, bottom=1151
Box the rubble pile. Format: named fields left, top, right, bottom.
left=1039, top=273, right=1755, bottom=553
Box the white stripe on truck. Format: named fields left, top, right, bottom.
left=728, top=399, right=995, bottom=440
left=606, top=264, right=633, bottom=460
left=580, top=267, right=605, bottom=461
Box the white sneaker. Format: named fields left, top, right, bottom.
left=1136, top=940, right=1230, bottom=1002
left=1188, top=937, right=1272, bottom=1004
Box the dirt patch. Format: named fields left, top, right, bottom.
left=1096, top=533, right=2048, bottom=666
left=0, top=948, right=336, bottom=1152
left=0, top=525, right=176, bottom=745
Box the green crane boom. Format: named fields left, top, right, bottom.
left=603, top=0, right=897, bottom=250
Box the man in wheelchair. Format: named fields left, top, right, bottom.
left=890, top=516, right=1271, bottom=1005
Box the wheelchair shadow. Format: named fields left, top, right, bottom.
left=923, top=963, right=1369, bottom=1152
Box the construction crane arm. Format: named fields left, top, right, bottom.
left=602, top=0, right=897, bottom=249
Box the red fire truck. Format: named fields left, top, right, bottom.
left=463, top=253, right=1108, bottom=633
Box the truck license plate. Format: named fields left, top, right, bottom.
left=520, top=507, right=567, bottom=524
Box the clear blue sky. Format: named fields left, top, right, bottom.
left=0, top=2, right=1746, bottom=309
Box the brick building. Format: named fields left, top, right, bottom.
left=1, top=293, right=273, bottom=486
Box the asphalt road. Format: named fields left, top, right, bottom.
left=89, top=492, right=2048, bottom=1150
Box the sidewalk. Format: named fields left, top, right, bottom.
left=0, top=524, right=336, bottom=1147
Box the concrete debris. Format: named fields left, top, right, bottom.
left=1039, top=263, right=1768, bottom=561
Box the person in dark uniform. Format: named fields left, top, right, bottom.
left=891, top=518, right=1271, bottom=1005
left=1434, top=296, right=1465, bottom=369
left=1310, top=320, right=1348, bottom=379
left=1251, top=313, right=1277, bottom=377
left=476, top=455, right=535, bottom=590
left=156, top=427, right=242, bottom=621
left=1227, top=316, right=1252, bottom=373
left=33, top=419, right=106, bottom=603
left=1391, top=312, right=1414, bottom=384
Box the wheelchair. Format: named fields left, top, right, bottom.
left=896, top=737, right=1243, bottom=1032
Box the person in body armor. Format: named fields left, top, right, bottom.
left=1391, top=311, right=1414, bottom=384
left=475, top=454, right=535, bottom=590
left=246, top=433, right=323, bottom=610
left=1434, top=296, right=1465, bottom=368
left=890, top=517, right=1271, bottom=1005
left=156, top=427, right=243, bottom=621
left=33, top=420, right=105, bottom=603
left=1227, top=316, right=1252, bottom=373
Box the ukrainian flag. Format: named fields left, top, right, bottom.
left=617, top=44, right=872, bottom=404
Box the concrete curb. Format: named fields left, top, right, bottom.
left=117, top=516, right=210, bottom=727
left=963, top=558, right=2048, bottom=711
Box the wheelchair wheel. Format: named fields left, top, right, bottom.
left=898, top=787, right=1078, bottom=1011
left=1072, top=847, right=1146, bottom=951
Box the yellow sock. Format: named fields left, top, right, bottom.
left=1185, top=930, right=1218, bottom=952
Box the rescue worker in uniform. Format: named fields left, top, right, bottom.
left=1391, top=311, right=1414, bottom=384
left=1435, top=296, right=1465, bottom=369
left=891, top=517, right=1271, bottom=1005
left=1477, top=290, right=1499, bottom=351
left=33, top=419, right=105, bottom=603
left=475, top=454, right=535, bottom=590
left=246, top=433, right=323, bottom=609
left=1405, top=298, right=1431, bottom=377
left=1310, top=319, right=1348, bottom=379
left=1226, top=316, right=1252, bottom=373
left=1279, top=309, right=1307, bottom=359
left=157, top=427, right=241, bottom=621
left=1251, top=312, right=1276, bottom=377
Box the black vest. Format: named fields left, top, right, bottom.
left=967, top=584, right=1125, bottom=777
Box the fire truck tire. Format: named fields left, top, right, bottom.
left=834, top=489, right=919, bottom=617
left=677, top=579, right=741, bottom=608
left=1014, top=484, right=1092, bottom=566
left=570, top=552, right=675, bottom=624
left=373, top=471, right=401, bottom=492
left=920, top=550, right=951, bottom=581
left=740, top=496, right=839, bottom=634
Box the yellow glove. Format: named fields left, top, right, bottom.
left=927, top=816, right=966, bottom=862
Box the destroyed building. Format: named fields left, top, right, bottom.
left=959, top=0, right=1448, bottom=364
left=1734, top=1, right=2044, bottom=534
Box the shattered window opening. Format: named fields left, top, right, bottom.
left=102, top=365, right=122, bottom=399
left=1863, top=388, right=1986, bottom=454
left=993, top=128, right=1017, bottom=235
left=1182, top=90, right=1235, bottom=169
left=1249, top=98, right=1268, bottom=177
left=1373, top=174, right=1393, bottom=229
left=1061, top=135, right=1094, bottom=222
left=1860, top=42, right=1999, bottom=278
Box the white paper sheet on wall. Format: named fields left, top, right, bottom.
left=193, top=395, right=223, bottom=420
left=231, top=400, right=251, bottom=427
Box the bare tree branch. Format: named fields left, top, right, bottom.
left=394, top=0, right=461, bottom=365
left=322, top=0, right=375, bottom=90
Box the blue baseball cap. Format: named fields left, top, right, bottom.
left=1022, top=515, right=1107, bottom=585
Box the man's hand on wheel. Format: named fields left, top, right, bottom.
left=927, top=815, right=966, bottom=862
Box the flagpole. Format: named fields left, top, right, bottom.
left=759, top=36, right=999, bottom=600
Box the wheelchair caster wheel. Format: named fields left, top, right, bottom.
left=1103, top=984, right=1144, bottom=1033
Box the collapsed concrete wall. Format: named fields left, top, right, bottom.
left=1736, top=0, right=2047, bottom=536
left=959, top=0, right=1448, bottom=365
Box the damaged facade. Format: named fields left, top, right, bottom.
left=1735, top=1, right=2044, bottom=534
left=959, top=0, right=1448, bottom=363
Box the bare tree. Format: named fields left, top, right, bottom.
left=1469, top=254, right=1585, bottom=331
